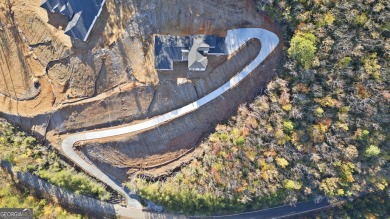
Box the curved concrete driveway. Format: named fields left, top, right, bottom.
left=61, top=28, right=279, bottom=211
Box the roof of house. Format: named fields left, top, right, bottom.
left=155, top=35, right=189, bottom=70
left=188, top=52, right=208, bottom=70
left=41, top=0, right=105, bottom=41
left=154, top=34, right=226, bottom=71
left=203, top=35, right=216, bottom=47
left=209, top=37, right=227, bottom=54
left=188, top=36, right=209, bottom=70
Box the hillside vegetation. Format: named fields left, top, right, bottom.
left=0, top=119, right=112, bottom=201
left=129, top=0, right=389, bottom=215
left=0, top=168, right=83, bottom=218
left=317, top=192, right=390, bottom=218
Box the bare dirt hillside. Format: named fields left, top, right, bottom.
left=0, top=4, right=41, bottom=100
left=0, top=0, right=281, bottom=180
left=0, top=0, right=157, bottom=116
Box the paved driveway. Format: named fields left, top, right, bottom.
left=61, top=28, right=279, bottom=211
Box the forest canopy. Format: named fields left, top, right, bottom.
left=130, top=0, right=389, bottom=215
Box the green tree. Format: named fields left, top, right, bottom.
left=288, top=31, right=317, bottom=69
left=275, top=157, right=289, bottom=168
left=314, top=107, right=324, bottom=117
left=338, top=56, right=352, bottom=68
left=233, top=136, right=246, bottom=146
left=355, top=13, right=368, bottom=26
left=320, top=177, right=340, bottom=196
left=283, top=179, right=301, bottom=190
left=283, top=120, right=294, bottom=133
left=363, top=53, right=381, bottom=80
left=365, top=145, right=380, bottom=157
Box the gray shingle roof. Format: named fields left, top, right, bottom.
left=41, top=0, right=105, bottom=41
left=209, top=37, right=227, bottom=54
left=154, top=35, right=191, bottom=70
left=188, top=36, right=209, bottom=71
left=155, top=34, right=226, bottom=71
